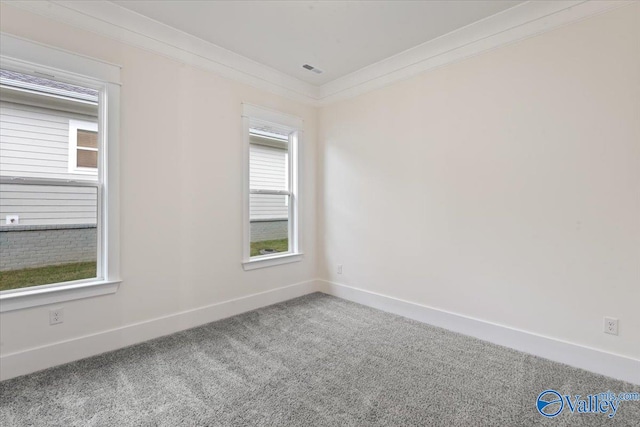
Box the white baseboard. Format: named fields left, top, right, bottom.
left=4, top=278, right=638, bottom=385
left=0, top=280, right=318, bottom=381
left=317, top=280, right=640, bottom=386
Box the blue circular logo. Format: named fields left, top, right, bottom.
left=537, top=390, right=564, bottom=417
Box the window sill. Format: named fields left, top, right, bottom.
left=0, top=279, right=121, bottom=313
left=242, top=253, right=303, bottom=271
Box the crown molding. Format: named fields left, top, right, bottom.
left=2, top=1, right=635, bottom=107
left=2, top=0, right=321, bottom=105
left=317, top=0, right=635, bottom=105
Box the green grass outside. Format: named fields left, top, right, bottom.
left=0, top=261, right=97, bottom=292
left=250, top=238, right=288, bottom=257
left=1, top=240, right=288, bottom=291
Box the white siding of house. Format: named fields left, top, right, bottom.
left=0, top=101, right=98, bottom=225
left=249, top=142, right=288, bottom=221
left=0, top=101, right=97, bottom=181
left=0, top=184, right=97, bottom=225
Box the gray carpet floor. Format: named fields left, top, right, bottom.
left=1, top=293, right=638, bottom=426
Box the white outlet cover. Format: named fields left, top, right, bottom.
left=604, top=317, right=618, bottom=335
left=49, top=308, right=64, bottom=325
left=5, top=215, right=19, bottom=225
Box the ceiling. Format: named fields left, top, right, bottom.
left=7, top=1, right=618, bottom=105
left=112, top=1, right=522, bottom=85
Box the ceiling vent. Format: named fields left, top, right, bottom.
left=302, top=64, right=323, bottom=74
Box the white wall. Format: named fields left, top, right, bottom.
left=318, top=4, right=640, bottom=360
left=0, top=3, right=316, bottom=356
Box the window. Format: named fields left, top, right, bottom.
left=242, top=104, right=302, bottom=270
left=69, top=120, right=99, bottom=172
left=0, top=34, right=120, bottom=312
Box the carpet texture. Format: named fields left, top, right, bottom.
left=1, top=293, right=638, bottom=426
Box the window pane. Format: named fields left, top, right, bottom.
left=0, top=183, right=98, bottom=291
left=77, top=129, right=98, bottom=149
left=0, top=68, right=100, bottom=291
left=250, top=193, right=289, bottom=256
left=249, top=131, right=288, bottom=191
left=77, top=149, right=98, bottom=168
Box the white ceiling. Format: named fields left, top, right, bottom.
left=8, top=1, right=619, bottom=105
left=112, top=1, right=522, bottom=85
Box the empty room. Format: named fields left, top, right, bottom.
left=0, top=1, right=639, bottom=425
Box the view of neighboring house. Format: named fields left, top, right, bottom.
left=0, top=69, right=289, bottom=274
left=249, top=130, right=289, bottom=243
left=0, top=69, right=99, bottom=226
left=0, top=69, right=100, bottom=273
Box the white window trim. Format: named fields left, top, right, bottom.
left=0, top=35, right=121, bottom=313
left=241, top=103, right=303, bottom=270
left=68, top=119, right=99, bottom=174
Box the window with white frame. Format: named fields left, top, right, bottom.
left=69, top=119, right=99, bottom=173
left=242, top=104, right=302, bottom=270
left=0, top=34, right=121, bottom=312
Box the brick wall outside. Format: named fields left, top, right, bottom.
left=250, top=220, right=288, bottom=242
left=0, top=224, right=97, bottom=271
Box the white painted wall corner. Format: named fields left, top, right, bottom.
left=317, top=280, right=640, bottom=386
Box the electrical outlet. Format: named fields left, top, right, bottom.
left=337, top=264, right=343, bottom=274
left=604, top=317, right=618, bottom=335
left=50, top=307, right=64, bottom=325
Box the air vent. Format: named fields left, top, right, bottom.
left=302, top=64, right=323, bottom=74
